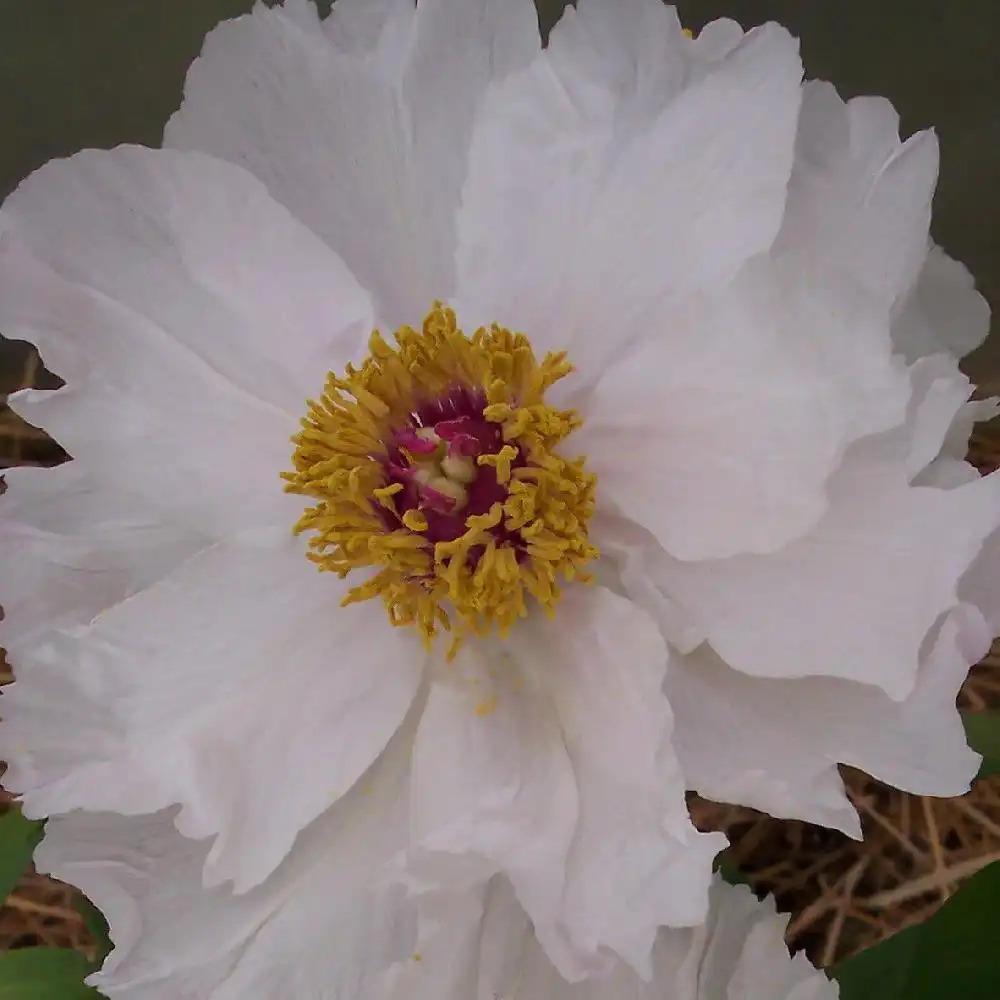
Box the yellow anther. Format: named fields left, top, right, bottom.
left=351, top=385, right=391, bottom=418
left=285, top=304, right=598, bottom=654
left=373, top=482, right=404, bottom=510
left=466, top=502, right=504, bottom=533
left=478, top=444, right=519, bottom=485
left=402, top=509, right=429, bottom=532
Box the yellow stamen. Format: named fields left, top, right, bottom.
left=284, top=303, right=598, bottom=654
left=401, top=509, right=429, bottom=532
left=478, top=444, right=519, bottom=485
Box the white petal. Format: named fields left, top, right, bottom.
left=377, top=882, right=523, bottom=1000
left=1, top=145, right=372, bottom=414
left=323, top=0, right=415, bottom=56
left=961, top=528, right=1000, bottom=635
left=1, top=530, right=424, bottom=892
left=1, top=462, right=162, bottom=538
left=778, top=80, right=938, bottom=308
left=39, top=720, right=417, bottom=1000
left=381, top=876, right=836, bottom=1000
left=897, top=355, right=973, bottom=480
left=526, top=585, right=725, bottom=976
left=919, top=456, right=984, bottom=490
left=165, top=0, right=539, bottom=327
left=580, top=259, right=906, bottom=561
left=0, top=238, right=299, bottom=539
left=667, top=605, right=987, bottom=833
left=939, top=398, right=1000, bottom=467
left=0, top=463, right=206, bottom=656
left=547, top=0, right=689, bottom=127
left=657, top=438, right=1000, bottom=699
left=380, top=878, right=590, bottom=1000
left=404, top=642, right=582, bottom=977
left=891, top=244, right=992, bottom=361
left=406, top=585, right=722, bottom=981
left=590, top=514, right=707, bottom=654
left=565, top=21, right=802, bottom=298
left=847, top=353, right=973, bottom=480
left=654, top=880, right=833, bottom=1000
left=689, top=18, right=746, bottom=62
left=455, top=23, right=802, bottom=381
left=716, top=883, right=838, bottom=1000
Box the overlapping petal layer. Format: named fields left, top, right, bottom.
left=379, top=876, right=838, bottom=1000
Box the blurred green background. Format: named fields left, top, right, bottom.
left=1, top=0, right=998, bottom=391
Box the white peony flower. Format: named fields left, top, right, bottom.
left=1, top=0, right=998, bottom=992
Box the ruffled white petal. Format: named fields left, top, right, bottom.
left=38, top=718, right=417, bottom=1000
left=962, top=529, right=1000, bottom=636
left=778, top=80, right=938, bottom=309
left=379, top=876, right=837, bottom=1000
left=0, top=145, right=372, bottom=415
left=546, top=0, right=690, bottom=130
left=590, top=513, right=707, bottom=654
left=165, top=0, right=539, bottom=327
left=455, top=22, right=803, bottom=383
left=580, top=258, right=907, bottom=561
left=939, top=398, right=1000, bottom=469
left=583, top=70, right=953, bottom=566
left=655, top=428, right=1000, bottom=699
left=0, top=463, right=206, bottom=656
left=525, top=585, right=725, bottom=976
left=666, top=605, right=987, bottom=835
left=2, top=531, right=424, bottom=893
left=322, top=0, right=414, bottom=56
left=404, top=640, right=580, bottom=975
left=377, top=886, right=522, bottom=1000
left=689, top=18, right=746, bottom=63
left=709, top=884, right=838, bottom=1000
left=926, top=396, right=1000, bottom=635
left=405, top=585, right=721, bottom=980
left=893, top=355, right=973, bottom=479
left=0, top=147, right=374, bottom=539
left=891, top=244, right=992, bottom=361
left=0, top=241, right=297, bottom=539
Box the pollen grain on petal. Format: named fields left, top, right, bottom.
left=475, top=695, right=499, bottom=717
left=284, top=304, right=598, bottom=655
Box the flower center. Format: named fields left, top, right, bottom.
left=284, top=304, right=597, bottom=655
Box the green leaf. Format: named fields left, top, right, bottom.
left=0, top=809, right=43, bottom=901
left=835, top=860, right=1000, bottom=1000
left=963, top=710, right=1000, bottom=778
left=713, top=850, right=755, bottom=889
left=75, top=895, right=112, bottom=972
left=0, top=948, right=103, bottom=998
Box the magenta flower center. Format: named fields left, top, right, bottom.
left=380, top=385, right=524, bottom=545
